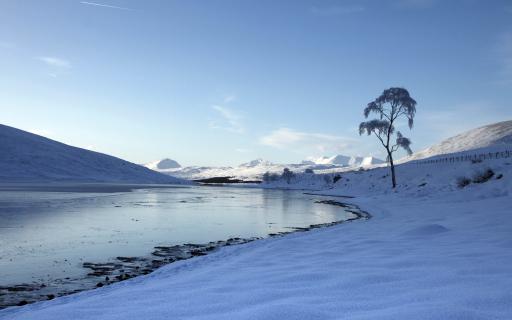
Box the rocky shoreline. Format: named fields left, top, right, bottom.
left=0, top=200, right=370, bottom=309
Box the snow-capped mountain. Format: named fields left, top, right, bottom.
left=147, top=155, right=385, bottom=181
left=239, top=159, right=274, bottom=168
left=313, top=155, right=351, bottom=165
left=145, top=158, right=182, bottom=171
left=0, top=124, right=185, bottom=184
left=406, top=120, right=512, bottom=161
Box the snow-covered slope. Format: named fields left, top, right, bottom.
left=0, top=124, right=185, bottom=184
left=407, top=120, right=512, bottom=161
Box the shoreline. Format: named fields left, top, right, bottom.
left=0, top=183, right=193, bottom=193
left=0, top=198, right=369, bottom=309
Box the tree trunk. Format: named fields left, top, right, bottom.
left=387, top=151, right=397, bottom=188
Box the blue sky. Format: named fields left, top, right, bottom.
left=1, top=0, right=511, bottom=166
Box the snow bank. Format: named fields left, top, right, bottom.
left=2, top=149, right=512, bottom=319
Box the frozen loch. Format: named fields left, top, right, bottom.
left=0, top=184, right=359, bottom=309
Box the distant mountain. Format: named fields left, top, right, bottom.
left=360, top=156, right=386, bottom=166
left=314, top=155, right=351, bottom=166
left=406, top=120, right=512, bottom=161
left=0, top=124, right=185, bottom=184
left=239, top=159, right=273, bottom=168
left=145, top=158, right=181, bottom=171
left=148, top=155, right=384, bottom=181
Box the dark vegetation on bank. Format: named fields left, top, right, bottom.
left=194, top=176, right=262, bottom=184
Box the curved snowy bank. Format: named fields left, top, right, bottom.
left=1, top=188, right=512, bottom=319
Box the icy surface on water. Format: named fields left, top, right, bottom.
left=0, top=185, right=353, bottom=286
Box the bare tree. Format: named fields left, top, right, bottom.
left=359, top=88, right=416, bottom=188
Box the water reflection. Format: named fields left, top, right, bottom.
left=0, top=185, right=351, bottom=286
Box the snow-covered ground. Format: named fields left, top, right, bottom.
left=0, top=124, right=185, bottom=184
left=2, top=145, right=511, bottom=319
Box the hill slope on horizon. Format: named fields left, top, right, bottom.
left=0, top=124, right=185, bottom=184
left=406, top=120, right=512, bottom=161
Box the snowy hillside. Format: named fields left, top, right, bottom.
left=263, top=145, right=511, bottom=197
left=0, top=124, right=185, bottom=184
left=146, top=155, right=384, bottom=181
left=405, top=120, right=512, bottom=161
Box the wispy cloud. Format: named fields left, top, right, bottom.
left=310, top=5, right=364, bottom=16
left=223, top=95, right=236, bottom=103
left=80, top=1, right=132, bottom=10
left=37, top=56, right=71, bottom=68
left=210, top=105, right=244, bottom=133
left=260, top=128, right=357, bottom=155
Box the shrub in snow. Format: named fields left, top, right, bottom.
left=472, top=169, right=495, bottom=184
left=359, top=87, right=417, bottom=188
left=457, top=177, right=471, bottom=188
left=333, top=175, right=342, bottom=183
left=304, top=168, right=314, bottom=174
left=281, top=168, right=295, bottom=184
left=262, top=171, right=279, bottom=183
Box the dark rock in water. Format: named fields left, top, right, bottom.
left=190, top=250, right=207, bottom=256
left=116, top=256, right=140, bottom=263
left=83, top=262, right=122, bottom=276
left=7, top=285, right=37, bottom=292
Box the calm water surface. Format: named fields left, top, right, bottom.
left=0, top=185, right=353, bottom=286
